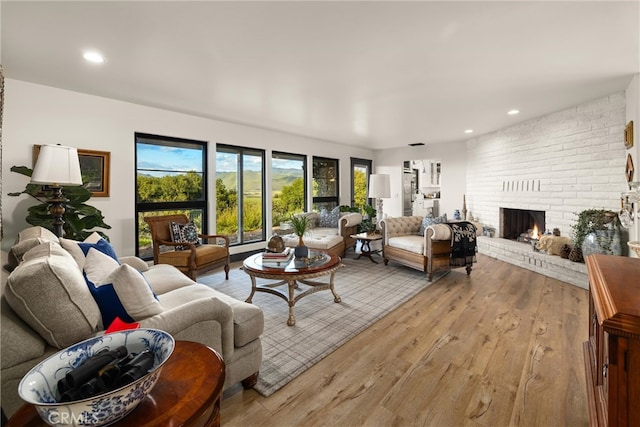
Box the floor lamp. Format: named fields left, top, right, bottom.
left=30, top=144, right=83, bottom=237
left=368, top=174, right=391, bottom=224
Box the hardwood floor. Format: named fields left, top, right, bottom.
left=221, top=253, right=589, bottom=426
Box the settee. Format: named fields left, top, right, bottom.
left=1, top=227, right=264, bottom=418
left=380, top=216, right=482, bottom=280
left=279, top=210, right=362, bottom=257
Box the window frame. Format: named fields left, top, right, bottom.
left=271, top=150, right=308, bottom=225
left=216, top=143, right=266, bottom=246
left=312, top=156, right=340, bottom=210
left=134, top=132, right=208, bottom=259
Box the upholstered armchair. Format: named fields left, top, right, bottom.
left=144, top=214, right=230, bottom=280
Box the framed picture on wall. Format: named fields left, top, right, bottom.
left=33, top=145, right=111, bottom=197
left=624, top=120, right=634, bottom=149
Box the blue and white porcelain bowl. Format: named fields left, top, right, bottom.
left=18, top=329, right=174, bottom=426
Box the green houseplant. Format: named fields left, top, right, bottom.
left=569, top=209, right=622, bottom=262
left=8, top=165, right=111, bottom=241
left=339, top=204, right=377, bottom=233
left=289, top=213, right=310, bottom=258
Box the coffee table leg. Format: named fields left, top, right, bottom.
left=287, top=279, right=296, bottom=326
left=245, top=274, right=257, bottom=303
left=329, top=272, right=341, bottom=303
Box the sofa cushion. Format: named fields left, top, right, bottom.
left=8, top=227, right=60, bottom=269
left=158, top=244, right=227, bottom=268
left=8, top=238, right=49, bottom=269
left=281, top=232, right=343, bottom=251
left=16, top=226, right=59, bottom=244
left=158, top=284, right=263, bottom=348
left=388, top=235, right=425, bottom=255
left=21, top=240, right=74, bottom=263
left=5, top=254, right=101, bottom=348
left=213, top=292, right=264, bottom=347
left=319, top=206, right=341, bottom=227
left=143, top=264, right=196, bottom=295
left=0, top=297, right=47, bottom=369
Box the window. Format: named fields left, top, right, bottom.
left=350, top=158, right=372, bottom=212
left=312, top=157, right=339, bottom=211
left=272, top=152, right=307, bottom=226
left=135, top=133, right=207, bottom=259
left=216, top=144, right=265, bottom=245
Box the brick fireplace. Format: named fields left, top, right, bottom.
left=465, top=93, right=627, bottom=289
left=500, top=208, right=545, bottom=240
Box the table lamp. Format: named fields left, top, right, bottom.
left=30, top=144, right=83, bottom=237
left=368, top=174, right=390, bottom=223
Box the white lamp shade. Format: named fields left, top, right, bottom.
left=368, top=174, right=391, bottom=198
left=31, top=144, right=83, bottom=186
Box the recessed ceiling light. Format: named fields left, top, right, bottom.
left=464, top=129, right=473, bottom=134
left=507, top=109, right=520, bottom=115
left=83, top=51, right=105, bottom=63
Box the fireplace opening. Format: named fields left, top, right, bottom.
left=500, top=208, right=545, bottom=241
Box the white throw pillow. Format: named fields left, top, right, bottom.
left=84, top=248, right=121, bottom=285
left=100, top=264, right=164, bottom=321
left=60, top=232, right=103, bottom=269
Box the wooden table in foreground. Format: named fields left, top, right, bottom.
left=243, top=252, right=343, bottom=326
left=350, top=232, right=383, bottom=263
left=583, top=254, right=640, bottom=427
left=7, top=341, right=225, bottom=427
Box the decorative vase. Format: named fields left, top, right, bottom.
left=453, top=209, right=461, bottom=220
left=581, top=227, right=622, bottom=257
left=294, top=236, right=308, bottom=259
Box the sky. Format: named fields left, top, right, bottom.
left=137, top=143, right=303, bottom=175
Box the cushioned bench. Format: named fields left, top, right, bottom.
left=280, top=210, right=362, bottom=257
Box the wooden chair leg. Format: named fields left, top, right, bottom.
left=224, top=263, right=230, bottom=280
left=241, top=372, right=259, bottom=389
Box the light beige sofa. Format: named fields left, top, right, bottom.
left=1, top=227, right=264, bottom=418
left=280, top=211, right=362, bottom=257
left=380, top=216, right=482, bottom=280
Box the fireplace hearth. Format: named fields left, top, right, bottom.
left=500, top=208, right=545, bottom=241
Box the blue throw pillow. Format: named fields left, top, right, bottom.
left=419, top=213, right=448, bottom=236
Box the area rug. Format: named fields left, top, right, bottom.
left=198, top=256, right=446, bottom=397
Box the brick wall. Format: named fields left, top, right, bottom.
left=466, top=92, right=627, bottom=238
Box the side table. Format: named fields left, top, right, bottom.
left=350, top=232, right=383, bottom=263
left=7, top=341, right=225, bottom=427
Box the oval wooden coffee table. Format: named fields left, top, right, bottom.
left=6, top=341, right=225, bottom=427
left=243, top=252, right=343, bottom=326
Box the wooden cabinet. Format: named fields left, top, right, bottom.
left=583, top=254, right=640, bottom=427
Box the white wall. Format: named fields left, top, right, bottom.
left=626, top=75, right=640, bottom=249
left=466, top=92, right=628, bottom=241
left=373, top=142, right=468, bottom=220
left=2, top=79, right=374, bottom=256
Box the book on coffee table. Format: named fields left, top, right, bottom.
left=261, top=248, right=293, bottom=267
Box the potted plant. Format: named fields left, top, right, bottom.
left=358, top=204, right=378, bottom=233
left=569, top=209, right=622, bottom=262
left=8, top=166, right=111, bottom=240
left=289, top=213, right=310, bottom=258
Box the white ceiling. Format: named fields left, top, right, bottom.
left=2, top=1, right=639, bottom=150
